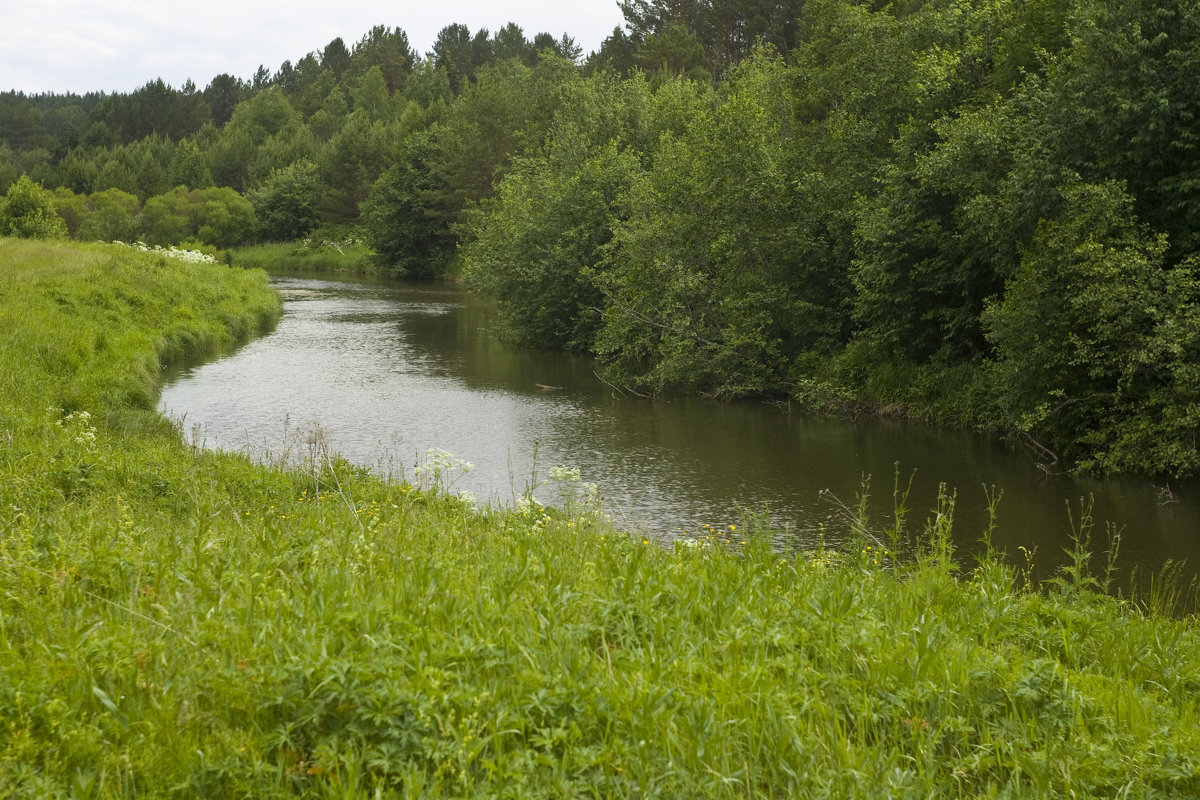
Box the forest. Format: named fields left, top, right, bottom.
left=3, top=0, right=1199, bottom=479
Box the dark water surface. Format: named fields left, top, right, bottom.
left=160, top=276, right=1200, bottom=581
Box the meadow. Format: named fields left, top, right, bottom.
left=1, top=238, right=1198, bottom=798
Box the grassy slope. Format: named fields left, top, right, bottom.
left=1, top=238, right=1198, bottom=799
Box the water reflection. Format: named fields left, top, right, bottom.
left=160, top=276, right=1200, bottom=581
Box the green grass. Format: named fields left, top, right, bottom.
left=232, top=238, right=377, bottom=276
left=2, top=238, right=1199, bottom=798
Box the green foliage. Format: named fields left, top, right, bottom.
left=1040, top=0, right=1200, bottom=265
left=459, top=69, right=661, bottom=343
left=619, top=0, right=805, bottom=75
left=79, top=187, right=141, bottom=242
left=192, top=186, right=257, bottom=247
left=402, top=59, right=453, bottom=108
left=588, top=27, right=639, bottom=75
left=595, top=64, right=781, bottom=394
left=168, top=138, right=212, bottom=189
left=463, top=142, right=637, bottom=349
left=140, top=186, right=257, bottom=248
left=364, top=56, right=579, bottom=278
left=592, top=53, right=855, bottom=396
left=316, top=110, right=393, bottom=224
left=203, top=73, right=248, bottom=126
left=852, top=101, right=1024, bottom=363
left=635, top=20, right=712, bottom=84
left=431, top=23, right=493, bottom=93
left=4, top=239, right=1200, bottom=798
left=984, top=179, right=1200, bottom=476
left=5, top=2, right=1200, bottom=476
left=360, top=131, right=456, bottom=279
left=231, top=237, right=376, bottom=275
left=227, top=86, right=300, bottom=143
left=248, top=159, right=319, bottom=241
left=0, top=174, right=68, bottom=239
left=348, top=66, right=393, bottom=122
left=50, top=186, right=87, bottom=237
left=345, top=25, right=416, bottom=93
left=140, top=186, right=192, bottom=244
left=89, top=78, right=210, bottom=144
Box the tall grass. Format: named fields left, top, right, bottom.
left=232, top=238, right=377, bottom=276
left=2, top=238, right=1198, bottom=798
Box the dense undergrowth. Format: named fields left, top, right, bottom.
left=2, top=238, right=1199, bottom=797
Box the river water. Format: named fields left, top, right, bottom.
left=160, top=275, right=1200, bottom=582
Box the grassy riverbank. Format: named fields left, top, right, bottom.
left=2, top=238, right=1199, bottom=798
left=231, top=238, right=377, bottom=276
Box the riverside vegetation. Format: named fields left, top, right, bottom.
left=2, top=238, right=1200, bottom=797
left=5, top=0, right=1200, bottom=478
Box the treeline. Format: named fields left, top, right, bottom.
left=463, top=0, right=1200, bottom=479
left=0, top=23, right=599, bottom=249
left=3, top=0, right=1200, bottom=478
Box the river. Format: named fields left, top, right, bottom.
left=159, top=275, right=1200, bottom=583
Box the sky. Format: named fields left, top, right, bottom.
left=0, top=0, right=627, bottom=95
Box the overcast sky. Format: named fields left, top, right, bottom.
left=0, top=0, right=627, bottom=95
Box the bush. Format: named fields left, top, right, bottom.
left=0, top=174, right=68, bottom=239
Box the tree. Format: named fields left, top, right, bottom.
left=207, top=125, right=255, bottom=191
left=595, top=56, right=816, bottom=396
left=360, top=131, right=452, bottom=278
left=432, top=24, right=477, bottom=93
left=493, top=23, right=535, bottom=65
left=78, top=188, right=140, bottom=242
left=851, top=102, right=1024, bottom=364
left=555, top=34, right=583, bottom=62
left=247, top=124, right=319, bottom=187
left=316, top=110, right=392, bottom=223
left=402, top=59, right=453, bottom=108
left=191, top=186, right=256, bottom=247
left=277, top=54, right=325, bottom=106
left=92, top=79, right=207, bottom=143
left=308, top=85, right=349, bottom=140
left=52, top=186, right=88, bottom=237
left=248, top=159, right=319, bottom=241
left=139, top=185, right=255, bottom=247
left=348, top=26, right=416, bottom=92
left=350, top=66, right=393, bottom=122
left=321, top=37, right=352, bottom=81
left=0, top=174, right=68, bottom=238
left=92, top=156, right=138, bottom=197
left=0, top=93, right=52, bottom=151
left=619, top=0, right=704, bottom=41
left=587, top=28, right=638, bottom=75
left=52, top=120, right=81, bottom=161
left=58, top=147, right=101, bottom=194
left=204, top=73, right=246, bottom=126
left=81, top=121, right=117, bottom=149
left=463, top=141, right=637, bottom=349
left=139, top=187, right=192, bottom=244
left=1029, top=0, right=1200, bottom=266
left=635, top=20, right=710, bottom=83
left=226, top=87, right=299, bottom=142
left=296, top=63, right=335, bottom=118
left=169, top=139, right=212, bottom=189
left=617, top=0, right=805, bottom=75
left=984, top=179, right=1200, bottom=475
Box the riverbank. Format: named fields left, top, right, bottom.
left=231, top=237, right=377, bottom=276
left=2, top=238, right=1198, bottom=797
